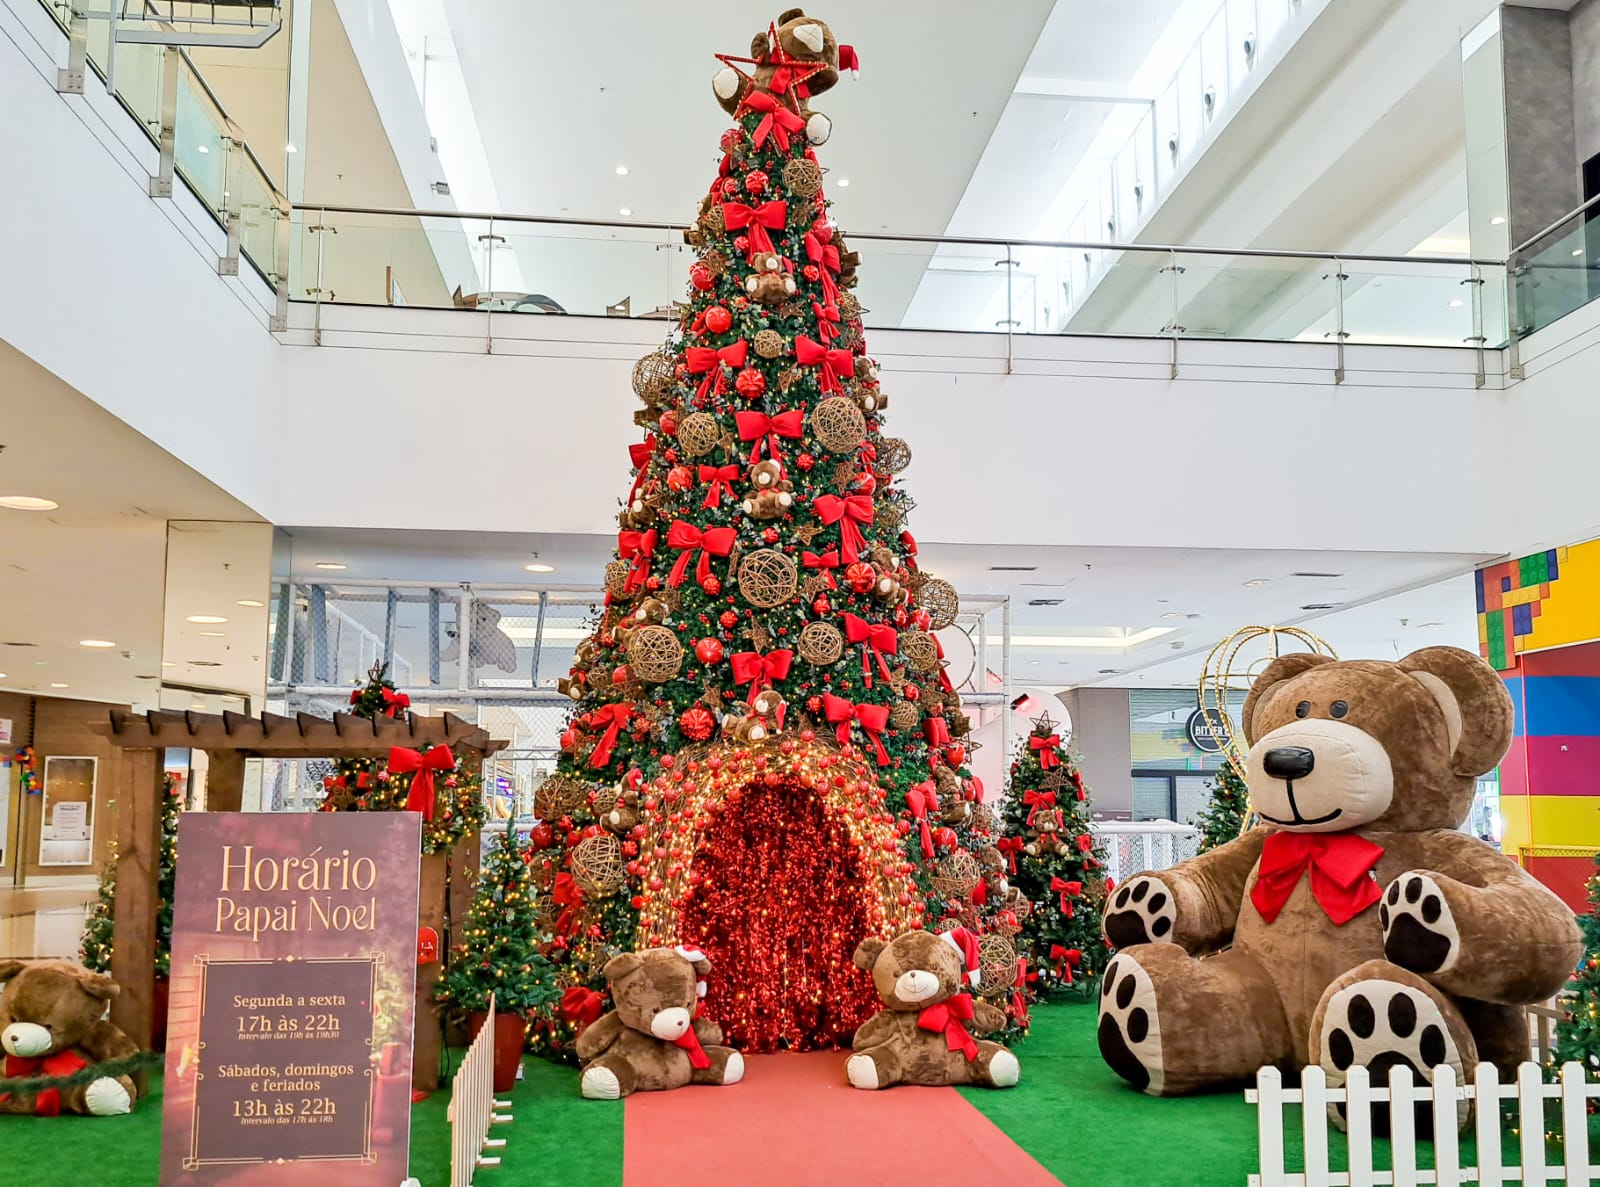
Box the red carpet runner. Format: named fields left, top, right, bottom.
left=624, top=1051, right=1063, bottom=1187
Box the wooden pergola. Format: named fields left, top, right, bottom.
left=92, top=707, right=509, bottom=1089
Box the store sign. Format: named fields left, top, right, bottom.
left=1185, top=706, right=1231, bottom=753
left=161, top=812, right=422, bottom=1185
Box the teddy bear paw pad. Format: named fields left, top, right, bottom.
left=1318, top=980, right=1466, bottom=1135
left=846, top=1053, right=881, bottom=1090
left=1381, top=873, right=1459, bottom=974
left=722, top=1050, right=745, bottom=1085
left=1097, top=953, right=1164, bottom=1094
left=1102, top=875, right=1177, bottom=949
left=85, top=1076, right=132, bottom=1116
left=581, top=1065, right=622, bottom=1100
left=989, top=1049, right=1020, bottom=1088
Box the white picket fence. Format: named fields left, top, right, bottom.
left=448, top=994, right=514, bottom=1186
left=1093, top=820, right=1202, bottom=884
left=1248, top=1061, right=1600, bottom=1186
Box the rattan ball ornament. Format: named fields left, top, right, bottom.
left=918, top=577, right=960, bottom=631
left=889, top=700, right=921, bottom=731
left=631, top=349, right=675, bottom=403
left=571, top=833, right=625, bottom=897
left=838, top=291, right=862, bottom=322
left=976, top=933, right=1018, bottom=998
left=874, top=499, right=908, bottom=533
left=702, top=248, right=728, bottom=277
left=899, top=628, right=939, bottom=672
left=875, top=437, right=912, bottom=475
left=534, top=775, right=588, bottom=820
left=811, top=396, right=867, bottom=454
left=604, top=560, right=631, bottom=599
left=782, top=157, right=823, bottom=198
left=798, top=620, right=843, bottom=665
left=677, top=412, right=721, bottom=458
left=969, top=803, right=997, bottom=834
left=930, top=851, right=982, bottom=900
left=753, top=328, right=784, bottom=359
left=737, top=549, right=798, bottom=608
left=627, top=624, right=684, bottom=683
left=702, top=203, right=725, bottom=235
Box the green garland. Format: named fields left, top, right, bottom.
left=0, top=1049, right=161, bottom=1094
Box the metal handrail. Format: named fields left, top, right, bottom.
left=1510, top=192, right=1600, bottom=258
left=175, top=44, right=283, bottom=208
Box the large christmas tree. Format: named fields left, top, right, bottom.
left=528, top=11, right=1001, bottom=1057
left=1195, top=761, right=1250, bottom=853
left=1551, top=854, right=1600, bottom=1075
left=998, top=712, right=1110, bottom=1001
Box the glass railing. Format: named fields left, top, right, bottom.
left=1510, top=197, right=1600, bottom=339
left=284, top=203, right=1506, bottom=350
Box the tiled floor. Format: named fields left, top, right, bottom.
left=0, top=880, right=97, bottom=959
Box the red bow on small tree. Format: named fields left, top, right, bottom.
left=387, top=745, right=454, bottom=821
left=560, top=986, right=605, bottom=1032
left=584, top=703, right=635, bottom=769
left=381, top=688, right=411, bottom=717
left=1022, top=789, right=1057, bottom=827
left=996, top=836, right=1025, bottom=874
left=698, top=464, right=740, bottom=508
left=842, top=613, right=896, bottom=686
left=685, top=341, right=749, bottom=401
left=905, top=782, right=939, bottom=859
left=802, top=549, right=841, bottom=587
left=1049, top=877, right=1083, bottom=914
left=730, top=649, right=794, bottom=707
left=1030, top=733, right=1062, bottom=769
left=1049, top=944, right=1082, bottom=983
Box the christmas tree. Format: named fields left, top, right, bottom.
left=1195, top=761, right=1251, bottom=853
left=316, top=662, right=486, bottom=854
left=436, top=826, right=560, bottom=1016
left=81, top=771, right=180, bottom=976
left=998, top=712, right=1110, bottom=1001
left=527, top=12, right=994, bottom=1059
left=1551, top=853, right=1600, bottom=1075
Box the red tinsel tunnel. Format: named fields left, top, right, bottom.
left=677, top=776, right=881, bottom=1051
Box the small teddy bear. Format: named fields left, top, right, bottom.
left=721, top=689, right=784, bottom=744
left=602, top=790, right=641, bottom=835
left=615, top=597, right=670, bottom=648
left=1025, top=807, right=1071, bottom=857
left=577, top=946, right=743, bottom=1099
left=741, top=460, right=794, bottom=519
left=711, top=9, right=844, bottom=146
left=743, top=253, right=796, bottom=305
left=0, top=960, right=140, bottom=1117
left=846, top=929, right=1019, bottom=1091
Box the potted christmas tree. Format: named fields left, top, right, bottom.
left=1195, top=761, right=1250, bottom=853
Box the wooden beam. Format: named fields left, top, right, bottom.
left=205, top=750, right=245, bottom=813
left=91, top=709, right=510, bottom=758
left=109, top=748, right=164, bottom=1054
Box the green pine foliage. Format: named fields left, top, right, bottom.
left=1551, top=854, right=1600, bottom=1076
left=999, top=715, right=1110, bottom=1002
left=436, top=827, right=560, bottom=1015
left=1196, top=762, right=1251, bottom=853
left=81, top=771, right=180, bottom=976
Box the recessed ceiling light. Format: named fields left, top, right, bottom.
left=837, top=178, right=850, bottom=187
left=1160, top=611, right=1181, bottom=620
left=285, top=143, right=298, bottom=153
left=1097, top=668, right=1119, bottom=675
left=1028, top=660, right=1040, bottom=666
left=1490, top=216, right=1506, bottom=225
left=525, top=562, right=557, bottom=573
left=1243, top=579, right=1268, bottom=588
left=0, top=673, right=7, bottom=680
left=1573, top=249, right=1584, bottom=258
left=79, top=639, right=116, bottom=648
left=615, top=165, right=629, bottom=175
left=1448, top=299, right=1464, bottom=308
left=1417, top=621, right=1444, bottom=629
left=619, top=207, right=632, bottom=216
left=50, top=682, right=68, bottom=688
left=197, top=144, right=209, bottom=154
left=161, top=661, right=176, bottom=667
left=186, top=614, right=229, bottom=624
left=236, top=599, right=265, bottom=608
left=0, top=495, right=58, bottom=511
left=199, top=631, right=225, bottom=637
left=314, top=562, right=347, bottom=571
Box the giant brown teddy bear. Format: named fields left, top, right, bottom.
left=1097, top=647, right=1581, bottom=1126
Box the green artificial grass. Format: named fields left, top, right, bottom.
left=0, top=1077, right=165, bottom=1186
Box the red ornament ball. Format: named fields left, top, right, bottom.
left=701, top=574, right=723, bottom=596
left=802, top=263, right=821, bottom=282
left=704, top=306, right=733, bottom=334
left=720, top=128, right=740, bottom=152
left=762, top=527, right=780, bottom=544
left=666, top=465, right=694, bottom=492
left=658, top=410, right=678, bottom=436
left=845, top=562, right=876, bottom=593
left=529, top=822, right=554, bottom=849
left=852, top=472, right=877, bottom=495
left=806, top=695, right=823, bottom=713
left=689, top=263, right=715, bottom=291
left=559, top=728, right=577, bottom=752
left=719, top=610, right=739, bottom=629
left=904, top=683, right=920, bottom=702
left=720, top=176, right=741, bottom=198
left=946, top=744, right=967, bottom=766
left=812, top=596, right=831, bottom=616
left=744, top=170, right=768, bottom=194
left=797, top=453, right=817, bottom=472
left=735, top=367, right=767, bottom=400
left=613, top=664, right=632, bottom=684
left=694, top=637, right=725, bottom=665
left=733, top=235, right=750, bottom=253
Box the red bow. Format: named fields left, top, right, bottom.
left=730, top=649, right=794, bottom=707
left=0, top=1049, right=87, bottom=1115
left=1011, top=959, right=1031, bottom=1028
left=381, top=688, right=411, bottom=717
left=804, top=223, right=841, bottom=304
left=387, top=745, right=454, bottom=820
left=1251, top=832, right=1385, bottom=926
left=814, top=300, right=841, bottom=342
left=1022, top=789, right=1057, bottom=827
left=673, top=1027, right=712, bottom=1071
left=924, top=716, right=950, bottom=747
left=743, top=90, right=806, bottom=150
left=721, top=199, right=786, bottom=259
left=552, top=872, right=584, bottom=935
left=666, top=520, right=737, bottom=588
left=905, top=782, right=939, bottom=858
left=996, top=836, right=1025, bottom=874
left=1049, top=877, right=1083, bottom=914
left=962, top=776, right=984, bottom=803
left=735, top=409, right=803, bottom=465
left=795, top=335, right=853, bottom=394
left=560, top=986, right=605, bottom=1031
left=917, top=993, right=978, bottom=1061
left=684, top=341, right=748, bottom=402
left=822, top=694, right=890, bottom=765
left=1049, top=945, right=1081, bottom=984
left=626, top=434, right=657, bottom=504
left=584, top=703, right=634, bottom=769
left=618, top=528, right=658, bottom=593
left=813, top=494, right=873, bottom=563
left=698, top=464, right=740, bottom=509
left=802, top=549, right=841, bottom=588
left=1030, top=734, right=1062, bottom=769
left=842, top=613, right=897, bottom=686
left=899, top=531, right=919, bottom=569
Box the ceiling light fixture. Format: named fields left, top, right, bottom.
left=1574, top=249, right=1585, bottom=258
left=619, top=207, right=632, bottom=216
left=1160, top=611, right=1181, bottom=620
left=525, top=562, right=556, bottom=573
left=0, top=495, right=58, bottom=511
left=161, top=661, right=176, bottom=668
left=285, top=143, right=298, bottom=153
left=837, top=178, right=850, bottom=187
left=50, top=682, right=68, bottom=688
left=1243, top=578, right=1268, bottom=587
left=79, top=639, right=116, bottom=648
left=197, top=144, right=209, bottom=153
left=1417, top=621, right=1444, bottom=629
left=199, top=631, right=225, bottom=637
left=314, top=562, right=347, bottom=571
left=0, top=673, right=6, bottom=680
left=615, top=165, right=629, bottom=175
left=236, top=599, right=265, bottom=608
left=1448, top=299, right=1464, bottom=308
left=186, top=614, right=229, bottom=624
left=1490, top=216, right=1506, bottom=225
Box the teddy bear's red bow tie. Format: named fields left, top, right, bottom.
left=1251, top=832, right=1384, bottom=926
left=672, top=1028, right=712, bottom=1070
left=917, top=993, right=979, bottom=1062
left=1, top=1049, right=86, bottom=1116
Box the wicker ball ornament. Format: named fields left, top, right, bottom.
left=753, top=329, right=784, bottom=359
left=737, top=549, right=798, bottom=608
left=838, top=292, right=863, bottom=322
left=876, top=437, right=912, bottom=475
left=677, top=412, right=721, bottom=458
left=702, top=249, right=728, bottom=277
left=534, top=775, right=588, bottom=820
left=811, top=397, right=867, bottom=454
left=899, top=629, right=939, bottom=672
left=631, top=350, right=675, bottom=403
left=590, top=785, right=620, bottom=817
left=627, top=624, right=684, bottom=683
left=604, top=560, right=631, bottom=599
left=969, top=803, right=997, bottom=834
left=918, top=578, right=960, bottom=631
left=702, top=204, right=725, bottom=235
left=976, top=933, right=1018, bottom=998
left=798, top=620, right=843, bottom=665
left=930, top=851, right=982, bottom=900
left=782, top=157, right=823, bottom=198
left=889, top=700, right=921, bottom=731
left=571, top=833, right=625, bottom=897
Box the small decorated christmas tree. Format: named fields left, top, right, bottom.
left=998, top=712, right=1110, bottom=1001
left=82, top=771, right=180, bottom=976
left=1196, top=761, right=1251, bottom=853
left=1551, top=854, right=1600, bottom=1076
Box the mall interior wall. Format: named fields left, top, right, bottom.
left=1056, top=687, right=1132, bottom=820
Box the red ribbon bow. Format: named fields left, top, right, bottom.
left=584, top=703, right=635, bottom=769
left=996, top=836, right=1025, bottom=874
left=743, top=89, right=806, bottom=150
left=1251, top=832, right=1385, bottom=926
left=673, top=1027, right=712, bottom=1070
left=802, top=549, right=841, bottom=587
left=618, top=528, right=658, bottom=593
left=813, top=494, right=874, bottom=563
left=795, top=335, right=854, bottom=394
left=924, top=716, right=950, bottom=747
left=905, top=782, right=939, bottom=859
left=804, top=222, right=841, bottom=304
left=1011, top=959, right=1031, bottom=1028
left=900, top=531, right=919, bottom=568
left=730, top=648, right=794, bottom=706
left=684, top=341, right=749, bottom=402
left=1030, top=734, right=1062, bottom=769
left=560, top=986, right=605, bottom=1031
left=387, top=745, right=454, bottom=821
left=842, top=613, right=897, bottom=686
left=721, top=199, right=786, bottom=259
left=381, top=688, right=411, bottom=717
left=813, top=299, right=841, bottom=342
left=822, top=694, right=890, bottom=765
left=1049, top=945, right=1082, bottom=984
left=962, top=776, right=984, bottom=803
left=1, top=1050, right=87, bottom=1116
left=1049, top=877, right=1083, bottom=914
left=917, top=993, right=979, bottom=1061
left=626, top=434, right=657, bottom=504
left=1022, top=789, right=1057, bottom=827
left=666, top=520, right=737, bottom=588
left=552, top=872, right=584, bottom=935
left=734, top=409, right=804, bottom=465
left=698, top=464, right=740, bottom=509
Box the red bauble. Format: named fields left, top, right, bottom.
left=666, top=465, right=694, bottom=491
left=702, top=574, right=723, bottom=596
left=689, top=263, right=714, bottom=291
left=694, top=637, right=725, bottom=665
left=904, top=683, right=920, bottom=702
left=733, top=235, right=750, bottom=253
left=559, top=727, right=577, bottom=751
left=663, top=447, right=679, bottom=463
left=720, top=176, right=741, bottom=198
left=659, top=410, right=678, bottom=435
left=613, top=664, right=631, bottom=684
left=529, top=822, right=554, bottom=849
left=704, top=306, right=733, bottom=334
left=802, top=263, right=821, bottom=282
left=720, top=128, right=740, bottom=152
left=806, top=695, right=823, bottom=713
left=735, top=367, right=767, bottom=400
left=812, top=596, right=831, bottom=616
left=679, top=706, right=715, bottom=741
left=852, top=472, right=877, bottom=495
left=719, top=610, right=739, bottom=628
left=946, top=744, right=967, bottom=767
left=845, top=562, right=876, bottom=593
left=762, top=527, right=780, bottom=544
left=744, top=169, right=768, bottom=194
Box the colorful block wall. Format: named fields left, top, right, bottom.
left=1477, top=541, right=1600, bottom=672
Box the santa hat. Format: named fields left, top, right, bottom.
left=675, top=944, right=710, bottom=998
left=838, top=45, right=860, bottom=79
left=939, top=928, right=982, bottom=988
